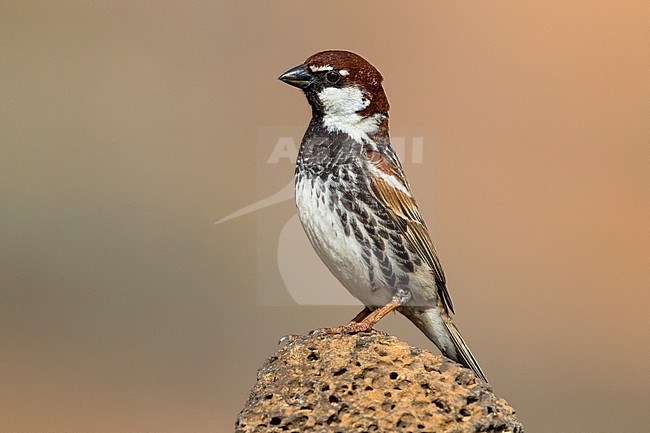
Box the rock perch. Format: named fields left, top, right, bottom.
left=235, top=332, right=523, bottom=432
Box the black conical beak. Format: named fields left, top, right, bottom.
left=278, top=64, right=314, bottom=89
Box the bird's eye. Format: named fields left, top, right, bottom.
left=325, top=71, right=341, bottom=84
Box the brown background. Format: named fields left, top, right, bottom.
left=1, top=1, right=649, bottom=432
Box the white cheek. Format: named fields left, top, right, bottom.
left=317, top=87, right=369, bottom=115
left=317, top=87, right=383, bottom=144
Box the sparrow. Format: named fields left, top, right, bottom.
left=278, top=50, right=488, bottom=382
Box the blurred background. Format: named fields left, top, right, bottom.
left=1, top=1, right=648, bottom=432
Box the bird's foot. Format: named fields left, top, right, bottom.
left=277, top=334, right=302, bottom=345
left=309, top=321, right=375, bottom=336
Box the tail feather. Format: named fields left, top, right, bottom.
left=442, top=318, right=488, bottom=382
left=404, top=308, right=488, bottom=383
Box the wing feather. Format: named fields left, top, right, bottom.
left=366, top=150, right=455, bottom=314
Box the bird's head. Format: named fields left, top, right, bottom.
left=279, top=51, right=389, bottom=138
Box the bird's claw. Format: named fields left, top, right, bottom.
left=309, top=323, right=376, bottom=336
left=278, top=334, right=302, bottom=345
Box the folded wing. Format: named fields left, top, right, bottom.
left=366, top=149, right=455, bottom=314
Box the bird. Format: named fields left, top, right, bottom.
left=278, top=50, right=488, bottom=382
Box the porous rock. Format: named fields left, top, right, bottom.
left=235, top=332, right=523, bottom=432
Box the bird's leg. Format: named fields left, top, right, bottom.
left=281, top=307, right=373, bottom=344
left=310, top=297, right=402, bottom=336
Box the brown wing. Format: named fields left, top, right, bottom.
left=366, top=150, right=455, bottom=314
